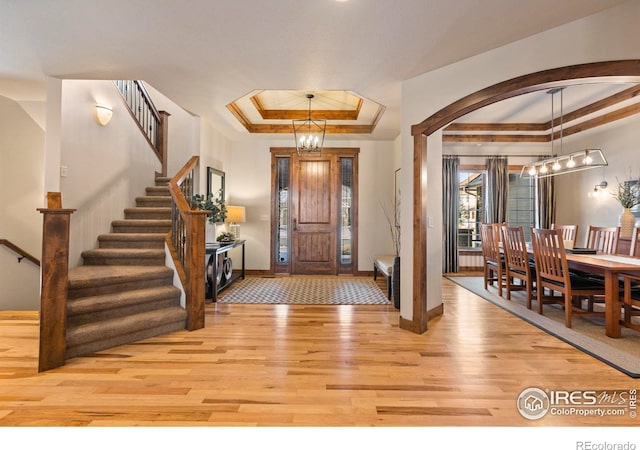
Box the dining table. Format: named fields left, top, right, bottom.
left=516, top=241, right=640, bottom=338
left=562, top=253, right=640, bottom=338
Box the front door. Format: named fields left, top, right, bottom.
left=271, top=147, right=358, bottom=275
left=291, top=156, right=337, bottom=274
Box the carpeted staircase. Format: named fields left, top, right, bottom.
left=65, top=176, right=187, bottom=359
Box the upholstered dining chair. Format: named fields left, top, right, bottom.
left=480, top=223, right=505, bottom=296
left=585, top=226, right=620, bottom=254
left=552, top=224, right=579, bottom=248
left=530, top=228, right=606, bottom=328
left=501, top=225, right=536, bottom=308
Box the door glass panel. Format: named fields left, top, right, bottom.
left=276, top=157, right=290, bottom=264
left=340, top=158, right=353, bottom=265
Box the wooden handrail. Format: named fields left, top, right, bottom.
left=0, top=239, right=40, bottom=266
left=167, top=156, right=208, bottom=331
left=113, top=80, right=169, bottom=176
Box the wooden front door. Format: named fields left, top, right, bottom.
left=271, top=147, right=358, bottom=275
left=291, top=156, right=337, bottom=274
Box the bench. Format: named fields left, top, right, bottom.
left=373, top=255, right=396, bottom=301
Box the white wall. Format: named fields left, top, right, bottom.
left=400, top=0, right=640, bottom=320
left=227, top=137, right=396, bottom=271
left=555, top=115, right=640, bottom=246
left=59, top=80, right=200, bottom=267
left=60, top=80, right=161, bottom=267
left=0, top=95, right=45, bottom=309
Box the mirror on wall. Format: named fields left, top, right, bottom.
left=207, top=167, right=225, bottom=201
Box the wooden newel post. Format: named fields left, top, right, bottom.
left=37, top=193, right=76, bottom=372
left=184, top=210, right=208, bottom=331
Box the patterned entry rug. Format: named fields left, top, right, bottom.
left=447, top=276, right=640, bottom=378
left=217, top=277, right=391, bottom=305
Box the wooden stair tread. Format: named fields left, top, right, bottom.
left=66, top=306, right=187, bottom=348
left=68, top=265, right=174, bottom=285
left=67, top=285, right=181, bottom=315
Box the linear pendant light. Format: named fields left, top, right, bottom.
left=521, top=87, right=607, bottom=178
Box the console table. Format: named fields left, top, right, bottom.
left=205, top=240, right=245, bottom=302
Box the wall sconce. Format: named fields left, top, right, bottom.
left=225, top=205, right=246, bottom=239
left=95, top=105, right=113, bottom=126
left=591, top=180, right=608, bottom=198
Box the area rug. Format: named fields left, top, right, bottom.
left=217, top=277, right=391, bottom=305
left=447, top=276, right=640, bottom=378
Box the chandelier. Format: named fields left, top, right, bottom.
left=521, top=87, right=607, bottom=178
left=293, top=93, right=326, bottom=155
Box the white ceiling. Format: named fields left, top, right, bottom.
left=0, top=0, right=632, bottom=141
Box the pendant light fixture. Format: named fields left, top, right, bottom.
left=293, top=93, right=326, bottom=155
left=522, top=87, right=607, bottom=178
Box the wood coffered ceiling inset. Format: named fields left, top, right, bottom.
left=226, top=89, right=386, bottom=134
left=443, top=83, right=640, bottom=143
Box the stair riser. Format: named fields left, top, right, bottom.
left=112, top=225, right=171, bottom=233
left=68, top=297, right=181, bottom=327
left=82, top=256, right=166, bottom=266
left=145, top=187, right=170, bottom=197
left=135, top=198, right=171, bottom=207
left=124, top=211, right=171, bottom=220
left=98, top=240, right=165, bottom=249
left=68, top=275, right=174, bottom=299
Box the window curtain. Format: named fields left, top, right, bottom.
left=442, top=156, right=459, bottom=273
left=485, top=156, right=509, bottom=224
left=536, top=176, right=556, bottom=229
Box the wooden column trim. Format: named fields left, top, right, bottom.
left=37, top=203, right=76, bottom=372
left=400, top=134, right=428, bottom=334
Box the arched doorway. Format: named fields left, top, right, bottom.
left=403, top=60, right=640, bottom=334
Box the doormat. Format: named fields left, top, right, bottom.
left=217, top=277, right=391, bottom=305
left=447, top=276, right=640, bottom=378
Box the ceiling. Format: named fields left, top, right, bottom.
left=0, top=0, right=634, bottom=143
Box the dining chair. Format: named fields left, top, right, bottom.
left=501, top=225, right=536, bottom=308
left=480, top=223, right=505, bottom=296
left=583, top=226, right=620, bottom=311
left=585, top=226, right=620, bottom=254
left=620, top=226, right=640, bottom=331
left=530, top=228, right=606, bottom=328
left=552, top=224, right=579, bottom=248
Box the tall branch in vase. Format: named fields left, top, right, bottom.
left=380, top=199, right=400, bottom=256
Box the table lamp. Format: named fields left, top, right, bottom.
left=225, top=205, right=246, bottom=239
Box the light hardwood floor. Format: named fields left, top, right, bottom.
left=0, top=277, right=637, bottom=427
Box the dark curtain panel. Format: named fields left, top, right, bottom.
left=485, top=156, right=509, bottom=223
left=442, top=156, right=459, bottom=273
left=536, top=176, right=556, bottom=229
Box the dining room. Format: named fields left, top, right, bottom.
left=440, top=80, right=640, bottom=376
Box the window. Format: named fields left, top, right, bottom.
left=457, top=167, right=536, bottom=249
left=275, top=157, right=289, bottom=264
left=458, top=171, right=484, bottom=249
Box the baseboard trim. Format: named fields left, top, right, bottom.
left=398, top=303, right=444, bottom=334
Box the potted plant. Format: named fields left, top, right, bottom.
left=192, top=189, right=227, bottom=224
left=192, top=189, right=227, bottom=242
left=611, top=176, right=640, bottom=238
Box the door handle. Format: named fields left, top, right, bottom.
left=293, top=218, right=297, bottom=231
